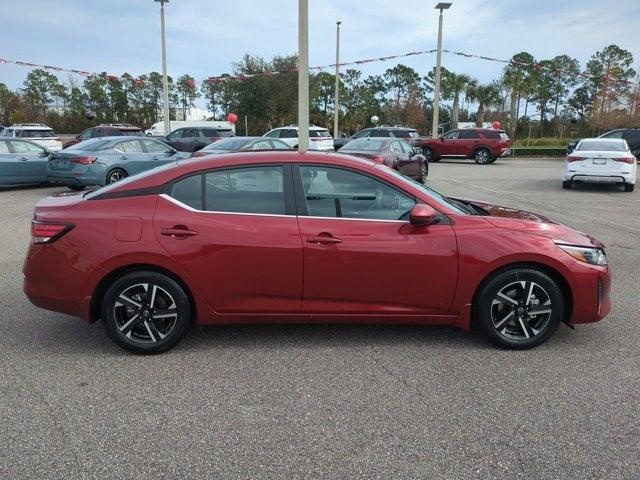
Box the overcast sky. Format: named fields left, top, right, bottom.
left=1, top=0, right=639, bottom=98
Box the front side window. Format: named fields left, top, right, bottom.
left=390, top=141, right=404, bottom=154
left=280, top=129, right=298, bottom=139
left=264, top=129, right=280, bottom=138
left=114, top=140, right=144, bottom=153
left=11, top=140, right=45, bottom=153
left=205, top=166, right=285, bottom=214
left=271, top=139, right=291, bottom=150
left=443, top=131, right=460, bottom=140
left=167, top=129, right=184, bottom=140
left=623, top=130, right=640, bottom=141
left=343, top=138, right=385, bottom=151
left=602, top=130, right=624, bottom=139
left=142, top=139, right=173, bottom=153
left=354, top=130, right=371, bottom=139
left=300, top=166, right=415, bottom=221
left=79, top=129, right=93, bottom=140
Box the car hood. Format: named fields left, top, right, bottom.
left=455, top=198, right=605, bottom=249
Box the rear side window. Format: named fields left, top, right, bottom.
left=481, top=130, right=499, bottom=139
left=393, top=130, right=419, bottom=138
left=623, top=130, right=640, bottom=140
left=310, top=129, right=330, bottom=138
left=204, top=166, right=285, bottom=214
left=280, top=129, right=298, bottom=139
left=10, top=140, right=44, bottom=153
left=460, top=130, right=481, bottom=139
left=18, top=129, right=55, bottom=138
left=171, top=175, right=203, bottom=210
left=114, top=140, right=144, bottom=153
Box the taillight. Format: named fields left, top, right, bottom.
left=31, top=220, right=74, bottom=244
left=566, top=156, right=587, bottom=162
left=71, top=156, right=97, bottom=165
left=371, top=155, right=385, bottom=164
left=614, top=156, right=636, bottom=164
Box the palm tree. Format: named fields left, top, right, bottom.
left=441, top=72, right=475, bottom=129
left=473, top=84, right=501, bottom=127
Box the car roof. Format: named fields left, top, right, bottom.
left=274, top=125, right=328, bottom=130
left=579, top=137, right=626, bottom=142
left=9, top=124, right=53, bottom=130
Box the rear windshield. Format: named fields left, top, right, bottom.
left=577, top=140, right=628, bottom=152
left=18, top=129, right=55, bottom=138
left=343, top=139, right=385, bottom=151
left=310, top=129, right=331, bottom=138
left=121, top=130, right=143, bottom=136
left=204, top=128, right=234, bottom=138
left=203, top=138, right=249, bottom=150
left=500, top=133, right=509, bottom=140
left=67, top=138, right=112, bottom=151
left=394, top=130, right=419, bottom=138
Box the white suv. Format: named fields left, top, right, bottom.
left=264, top=125, right=334, bottom=151
left=0, top=124, right=63, bottom=151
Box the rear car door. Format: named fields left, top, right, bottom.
left=141, top=139, right=178, bottom=165
left=112, top=139, right=148, bottom=174
left=155, top=164, right=303, bottom=314
left=294, top=164, right=458, bottom=315
left=0, top=140, right=19, bottom=184
left=458, top=129, right=480, bottom=156
left=10, top=140, right=49, bottom=181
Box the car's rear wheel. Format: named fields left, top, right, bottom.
left=475, top=268, right=564, bottom=349
left=420, top=162, right=429, bottom=183
left=68, top=185, right=86, bottom=191
left=624, top=183, right=635, bottom=192
left=106, top=168, right=127, bottom=184
left=562, top=180, right=572, bottom=189
left=473, top=148, right=492, bottom=165
left=101, top=271, right=192, bottom=354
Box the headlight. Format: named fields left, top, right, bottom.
left=556, top=244, right=607, bottom=266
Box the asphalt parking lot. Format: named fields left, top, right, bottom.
left=1, top=158, right=639, bottom=479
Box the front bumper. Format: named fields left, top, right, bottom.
left=569, top=264, right=612, bottom=325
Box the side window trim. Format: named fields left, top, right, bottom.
left=291, top=163, right=419, bottom=221
left=164, top=163, right=296, bottom=216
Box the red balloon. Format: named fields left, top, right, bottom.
left=491, top=121, right=501, bottom=129
left=227, top=113, right=238, bottom=124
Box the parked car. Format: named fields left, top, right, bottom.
left=25, top=151, right=611, bottom=354
left=145, top=120, right=235, bottom=137
left=191, top=136, right=292, bottom=157
left=339, top=137, right=428, bottom=183
left=264, top=125, right=334, bottom=151
left=0, top=124, right=62, bottom=151
left=0, top=138, right=51, bottom=186
left=63, top=124, right=144, bottom=149
left=563, top=138, right=636, bottom=192
left=334, top=126, right=421, bottom=151
left=156, top=126, right=235, bottom=152
left=420, top=128, right=512, bottom=164
left=567, top=128, right=640, bottom=159
left=47, top=136, right=190, bottom=190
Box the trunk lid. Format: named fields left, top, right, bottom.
left=33, top=191, right=86, bottom=219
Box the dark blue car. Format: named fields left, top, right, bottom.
left=47, top=136, right=190, bottom=190
left=0, top=138, right=51, bottom=186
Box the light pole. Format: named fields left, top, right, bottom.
left=298, top=0, right=309, bottom=153
left=155, top=0, right=171, bottom=136
left=333, top=21, right=341, bottom=139
left=431, top=2, right=452, bottom=139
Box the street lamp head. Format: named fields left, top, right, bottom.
left=435, top=2, right=452, bottom=10
left=337, top=21, right=342, bottom=26
left=154, top=0, right=169, bottom=3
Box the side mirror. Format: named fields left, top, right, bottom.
left=439, top=136, right=445, bottom=141
left=410, top=204, right=438, bottom=226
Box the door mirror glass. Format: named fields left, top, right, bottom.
left=410, top=204, right=438, bottom=226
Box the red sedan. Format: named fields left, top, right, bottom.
left=23, top=152, right=611, bottom=354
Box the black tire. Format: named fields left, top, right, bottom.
left=473, top=148, right=492, bottom=165
left=474, top=268, right=564, bottom=349
left=625, top=183, right=635, bottom=192
left=68, top=185, right=86, bottom=191
left=106, top=168, right=127, bottom=184
left=422, top=147, right=437, bottom=162
left=419, top=161, right=429, bottom=184
left=101, top=271, right=192, bottom=354
left=562, top=180, right=572, bottom=189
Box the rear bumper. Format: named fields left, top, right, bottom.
left=47, top=174, right=101, bottom=187
left=564, top=174, right=633, bottom=185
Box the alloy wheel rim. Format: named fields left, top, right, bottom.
left=108, top=171, right=124, bottom=183
left=490, top=281, right=552, bottom=341
left=476, top=150, right=489, bottom=163
left=421, top=163, right=428, bottom=180
left=424, top=149, right=432, bottom=160
left=113, top=283, right=178, bottom=343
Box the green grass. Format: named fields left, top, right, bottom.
left=511, top=146, right=566, bottom=157
left=512, top=137, right=571, bottom=147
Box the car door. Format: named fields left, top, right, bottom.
left=141, top=138, right=178, bottom=165
left=396, top=140, right=421, bottom=178
left=9, top=140, right=49, bottom=182
left=437, top=130, right=461, bottom=156
left=154, top=164, right=303, bottom=314
left=0, top=140, right=20, bottom=184
left=165, top=128, right=186, bottom=150
left=294, top=164, right=458, bottom=315
left=112, top=139, right=148, bottom=174
left=458, top=129, right=481, bottom=156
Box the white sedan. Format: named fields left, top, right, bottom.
left=563, top=138, right=637, bottom=192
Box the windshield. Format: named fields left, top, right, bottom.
left=67, top=138, right=112, bottom=151
left=343, top=139, right=385, bottom=151
left=202, top=138, right=250, bottom=150
left=84, top=161, right=180, bottom=199
left=19, top=129, right=55, bottom=138
left=577, top=140, right=627, bottom=152
left=122, top=130, right=143, bottom=136
left=394, top=130, right=419, bottom=138
left=375, top=165, right=467, bottom=214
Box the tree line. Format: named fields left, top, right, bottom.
left=0, top=44, right=637, bottom=138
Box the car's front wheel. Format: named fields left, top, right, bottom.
left=475, top=268, right=564, bottom=349
left=422, top=147, right=437, bottom=162
left=420, top=162, right=429, bottom=184
left=101, top=271, right=192, bottom=354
